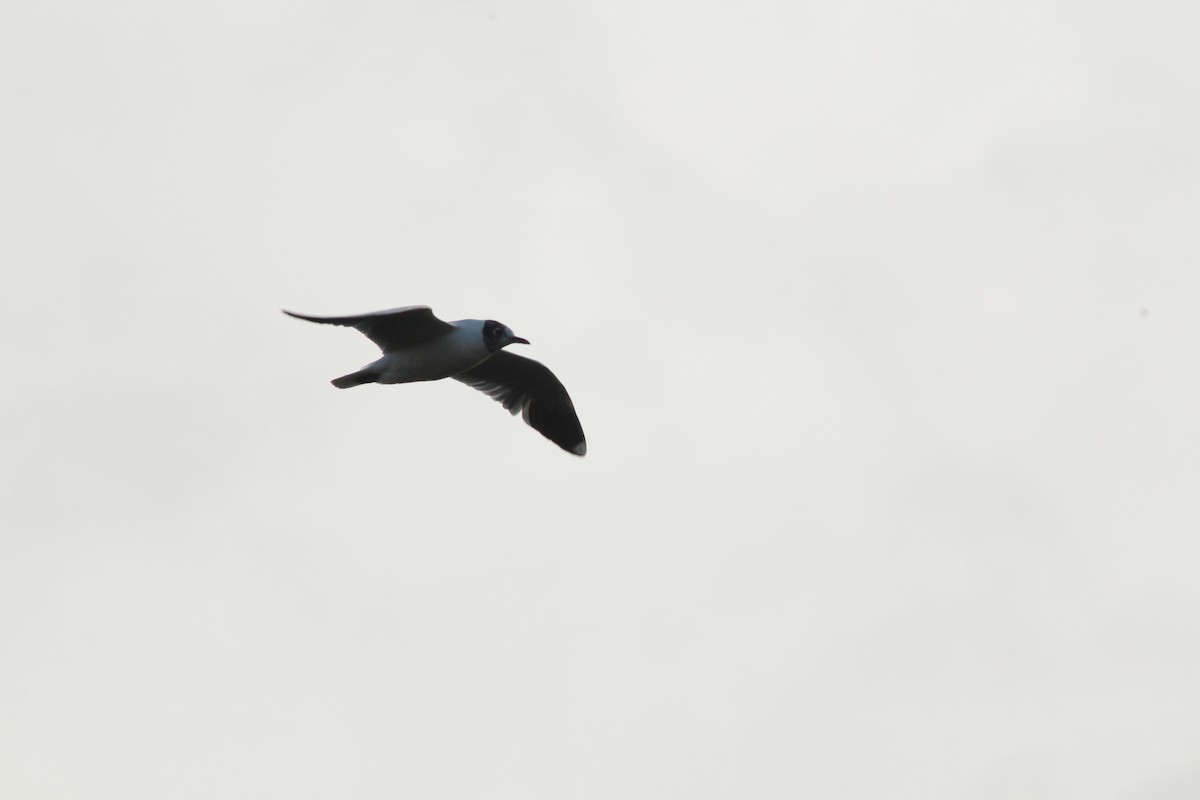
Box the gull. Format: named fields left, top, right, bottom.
left=283, top=305, right=586, bottom=456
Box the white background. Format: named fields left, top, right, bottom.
left=3, top=2, right=1200, bottom=797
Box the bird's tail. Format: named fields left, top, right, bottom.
left=331, top=368, right=378, bottom=389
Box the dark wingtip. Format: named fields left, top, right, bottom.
left=283, top=309, right=324, bottom=324
left=547, top=427, right=586, bottom=456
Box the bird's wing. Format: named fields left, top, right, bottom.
left=283, top=306, right=456, bottom=351
left=453, top=351, right=587, bottom=456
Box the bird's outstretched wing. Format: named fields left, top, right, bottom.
left=283, top=306, right=456, bottom=352
left=453, top=351, right=586, bottom=456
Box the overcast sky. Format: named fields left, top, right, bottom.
left=3, top=2, right=1200, bottom=798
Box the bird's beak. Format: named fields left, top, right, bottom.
left=510, top=336, right=531, bottom=345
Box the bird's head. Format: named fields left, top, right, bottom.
left=482, top=319, right=530, bottom=352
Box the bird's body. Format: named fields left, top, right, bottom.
left=339, top=319, right=496, bottom=387
left=284, top=305, right=586, bottom=456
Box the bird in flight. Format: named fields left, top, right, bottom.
left=284, top=305, right=586, bottom=456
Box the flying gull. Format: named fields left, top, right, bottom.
left=284, top=305, right=586, bottom=456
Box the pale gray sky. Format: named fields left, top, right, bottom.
left=3, top=2, right=1200, bottom=798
